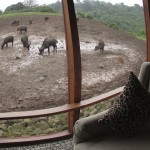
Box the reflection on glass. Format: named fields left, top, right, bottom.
left=73, top=1, right=146, bottom=101
left=0, top=113, right=68, bottom=138
left=0, top=0, right=69, bottom=112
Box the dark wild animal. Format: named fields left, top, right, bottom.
left=1, top=35, right=14, bottom=49
left=44, top=17, right=49, bottom=21
left=29, top=20, right=32, bottom=25
left=38, top=38, right=58, bottom=55
left=21, top=34, right=31, bottom=51
left=17, top=25, right=27, bottom=33
left=12, top=20, right=19, bottom=26
left=94, top=39, right=105, bottom=53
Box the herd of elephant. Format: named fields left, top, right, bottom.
left=1, top=17, right=105, bottom=55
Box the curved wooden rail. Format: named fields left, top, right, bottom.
left=62, top=0, right=81, bottom=132
left=0, top=87, right=123, bottom=120
left=0, top=131, right=72, bottom=147
left=0, top=87, right=123, bottom=146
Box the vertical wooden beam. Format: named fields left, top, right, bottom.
left=62, top=0, right=81, bottom=132
left=143, top=0, right=150, bottom=61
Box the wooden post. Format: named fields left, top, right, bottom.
left=143, top=0, right=150, bottom=61
left=62, top=0, right=81, bottom=132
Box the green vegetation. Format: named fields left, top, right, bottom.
left=0, top=12, right=59, bottom=19
left=0, top=99, right=114, bottom=137
left=4, top=6, right=56, bottom=14
left=0, top=0, right=145, bottom=39
left=49, top=0, right=145, bottom=38
left=3, top=1, right=55, bottom=14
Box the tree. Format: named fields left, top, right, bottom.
left=82, top=0, right=93, bottom=11
left=50, top=1, right=62, bottom=12
left=23, top=0, right=38, bottom=7
left=0, top=10, right=2, bottom=14
left=5, top=2, right=25, bottom=12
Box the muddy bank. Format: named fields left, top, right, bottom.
left=0, top=15, right=146, bottom=112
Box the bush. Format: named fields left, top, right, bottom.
left=4, top=5, right=56, bottom=14
left=33, top=6, right=56, bottom=13
left=108, top=23, right=120, bottom=30
left=77, top=12, right=86, bottom=18
left=86, top=14, right=93, bottom=19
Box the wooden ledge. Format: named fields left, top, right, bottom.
left=0, top=87, right=123, bottom=120
left=0, top=130, right=72, bottom=146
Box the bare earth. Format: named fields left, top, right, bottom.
left=0, top=14, right=146, bottom=112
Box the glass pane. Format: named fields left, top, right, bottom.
left=0, top=0, right=68, bottom=112
left=0, top=113, right=68, bottom=138
left=80, top=96, right=117, bottom=118
left=74, top=0, right=146, bottom=101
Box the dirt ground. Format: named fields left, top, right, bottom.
left=0, top=14, right=146, bottom=112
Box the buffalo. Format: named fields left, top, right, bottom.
left=29, top=20, right=32, bottom=25
left=94, top=39, right=105, bottom=53
left=17, top=25, right=27, bottom=33
left=12, top=20, right=19, bottom=26
left=21, top=34, right=31, bottom=51
left=38, top=38, right=58, bottom=55
left=44, top=17, right=49, bottom=21
left=1, top=35, right=14, bottom=49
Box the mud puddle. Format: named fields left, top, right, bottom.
left=0, top=34, right=133, bottom=75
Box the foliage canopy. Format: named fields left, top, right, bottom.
left=2, top=0, right=145, bottom=37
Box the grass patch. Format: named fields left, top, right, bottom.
left=0, top=12, right=61, bottom=19
left=135, top=35, right=146, bottom=41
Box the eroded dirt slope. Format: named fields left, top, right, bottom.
left=0, top=14, right=146, bottom=112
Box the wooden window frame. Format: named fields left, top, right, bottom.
left=0, top=0, right=149, bottom=147
left=143, top=0, right=150, bottom=61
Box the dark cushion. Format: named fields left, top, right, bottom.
left=98, top=72, right=150, bottom=137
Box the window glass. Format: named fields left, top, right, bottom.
left=0, top=0, right=68, bottom=113
left=73, top=0, right=146, bottom=101
left=0, top=113, right=68, bottom=137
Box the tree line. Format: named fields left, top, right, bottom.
left=1, top=0, right=56, bottom=13
left=49, top=0, right=145, bottom=38
left=0, top=0, right=145, bottom=38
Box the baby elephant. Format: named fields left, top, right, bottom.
left=94, top=39, right=105, bottom=53
left=1, top=35, right=14, bottom=49
left=21, top=34, right=31, bottom=51
left=38, top=38, right=58, bottom=55
left=17, top=25, right=27, bottom=33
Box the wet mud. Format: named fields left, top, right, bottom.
left=0, top=15, right=146, bottom=112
